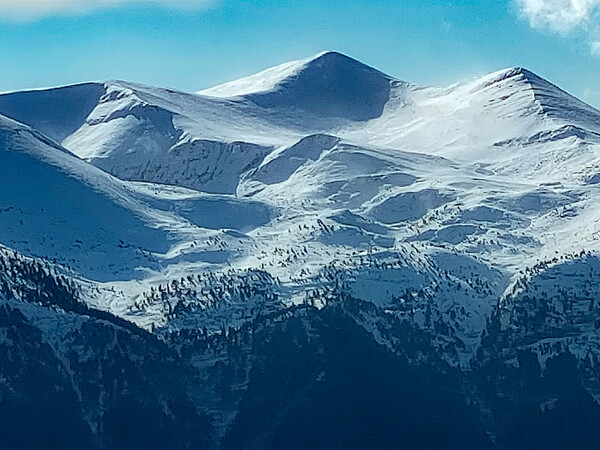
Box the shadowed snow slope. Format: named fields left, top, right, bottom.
left=0, top=114, right=171, bottom=281
left=1, top=81, right=298, bottom=193
left=200, top=51, right=394, bottom=121
left=0, top=114, right=275, bottom=283
left=3, top=54, right=600, bottom=197
left=0, top=83, right=105, bottom=142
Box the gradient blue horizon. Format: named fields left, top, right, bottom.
left=1, top=0, right=599, bottom=107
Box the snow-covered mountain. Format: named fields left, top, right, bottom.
left=2, top=51, right=600, bottom=447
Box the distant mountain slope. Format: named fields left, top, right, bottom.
left=344, top=66, right=600, bottom=161
left=1, top=53, right=600, bottom=358
left=0, top=83, right=105, bottom=142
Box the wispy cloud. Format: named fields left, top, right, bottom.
left=517, top=0, right=600, bottom=53
left=0, top=0, right=215, bottom=20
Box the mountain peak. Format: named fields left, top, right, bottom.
left=306, top=50, right=348, bottom=60
left=466, top=66, right=600, bottom=128
left=502, top=66, right=536, bottom=77
left=303, top=50, right=369, bottom=67
left=199, top=51, right=394, bottom=121
left=478, top=66, right=549, bottom=90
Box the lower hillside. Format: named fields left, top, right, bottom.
left=3, top=247, right=600, bottom=449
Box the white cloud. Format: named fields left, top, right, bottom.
left=517, top=0, right=600, bottom=54
left=0, top=0, right=215, bottom=20
left=518, top=0, right=600, bottom=32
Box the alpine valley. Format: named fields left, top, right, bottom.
left=2, top=51, right=600, bottom=448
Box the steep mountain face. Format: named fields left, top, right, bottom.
left=2, top=52, right=600, bottom=448
left=3, top=250, right=600, bottom=449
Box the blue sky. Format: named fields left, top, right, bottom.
left=1, top=0, right=600, bottom=107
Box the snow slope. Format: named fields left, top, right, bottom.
left=0, top=114, right=275, bottom=286
left=0, top=114, right=170, bottom=281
